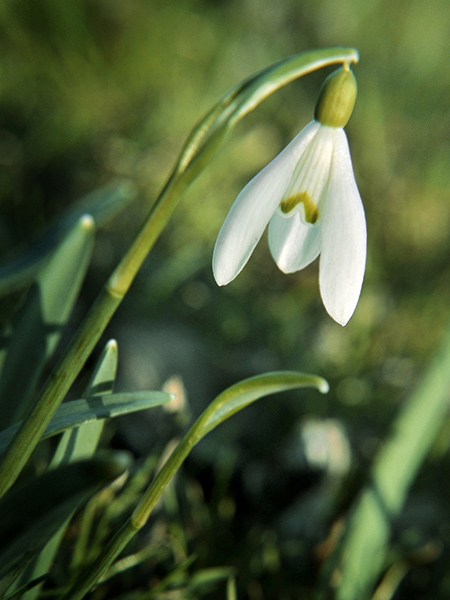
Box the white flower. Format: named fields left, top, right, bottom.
left=212, top=67, right=366, bottom=326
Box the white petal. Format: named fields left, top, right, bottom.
left=268, top=211, right=321, bottom=273
left=285, top=124, right=334, bottom=216
left=213, top=121, right=321, bottom=285
left=319, top=128, right=367, bottom=326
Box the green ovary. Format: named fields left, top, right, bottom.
left=280, top=191, right=319, bottom=224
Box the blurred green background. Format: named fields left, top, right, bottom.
left=1, top=0, right=450, bottom=598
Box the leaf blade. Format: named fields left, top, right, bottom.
left=199, top=371, right=329, bottom=439
left=0, top=216, right=95, bottom=429
left=321, top=325, right=450, bottom=600
left=0, top=391, right=172, bottom=455
left=0, top=181, right=136, bottom=298
left=16, top=340, right=120, bottom=600
left=0, top=453, right=131, bottom=582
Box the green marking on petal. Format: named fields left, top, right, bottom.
left=280, top=191, right=319, bottom=224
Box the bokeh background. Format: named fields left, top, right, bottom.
left=1, top=0, right=450, bottom=598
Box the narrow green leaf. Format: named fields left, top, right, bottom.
left=0, top=216, right=95, bottom=429
left=0, top=390, right=172, bottom=455
left=199, top=371, right=329, bottom=439
left=227, top=576, right=237, bottom=600
left=51, top=339, right=119, bottom=467
left=60, top=371, right=328, bottom=600
left=16, top=341, right=120, bottom=600
left=4, top=575, right=48, bottom=600
left=58, top=341, right=119, bottom=575
left=0, top=565, right=28, bottom=598
left=135, top=371, right=328, bottom=526
left=189, top=566, right=235, bottom=589
left=83, top=338, right=119, bottom=398
left=0, top=181, right=136, bottom=298
left=321, top=324, right=450, bottom=600
left=0, top=453, right=131, bottom=582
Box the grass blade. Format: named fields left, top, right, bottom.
left=320, top=324, right=450, bottom=600
left=0, top=453, right=131, bottom=584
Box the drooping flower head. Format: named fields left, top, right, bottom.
left=213, top=66, right=366, bottom=326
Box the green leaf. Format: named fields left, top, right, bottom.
left=0, top=216, right=95, bottom=429
left=14, top=341, right=120, bottom=600
left=189, top=567, right=235, bottom=590
left=4, top=574, right=48, bottom=600
left=0, top=453, right=131, bottom=583
left=0, top=390, right=172, bottom=455
left=0, top=181, right=136, bottom=298
left=133, top=371, right=328, bottom=528
left=59, top=371, right=328, bottom=600
left=320, top=325, right=450, bottom=600
left=198, top=371, right=329, bottom=439
left=227, top=576, right=237, bottom=600
left=51, top=339, right=120, bottom=467
left=83, top=338, right=119, bottom=398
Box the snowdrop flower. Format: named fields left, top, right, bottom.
left=213, top=66, right=366, bottom=326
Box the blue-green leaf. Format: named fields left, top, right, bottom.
left=0, top=181, right=136, bottom=298
left=51, top=339, right=120, bottom=466
left=0, top=216, right=95, bottom=429
left=0, top=390, right=172, bottom=455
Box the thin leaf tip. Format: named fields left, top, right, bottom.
left=80, top=214, right=95, bottom=231
left=318, top=379, right=330, bottom=394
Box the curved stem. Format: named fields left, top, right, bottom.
left=0, top=47, right=357, bottom=499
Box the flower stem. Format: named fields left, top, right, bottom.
left=0, top=169, right=189, bottom=499
left=0, top=47, right=358, bottom=499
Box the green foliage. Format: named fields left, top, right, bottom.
left=0, top=1, right=449, bottom=599
left=0, top=39, right=337, bottom=597
left=0, top=391, right=173, bottom=454
left=319, top=325, right=450, bottom=599
left=0, top=181, right=136, bottom=298
left=14, top=340, right=120, bottom=600
left=0, top=216, right=95, bottom=428
left=0, top=453, right=131, bottom=585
